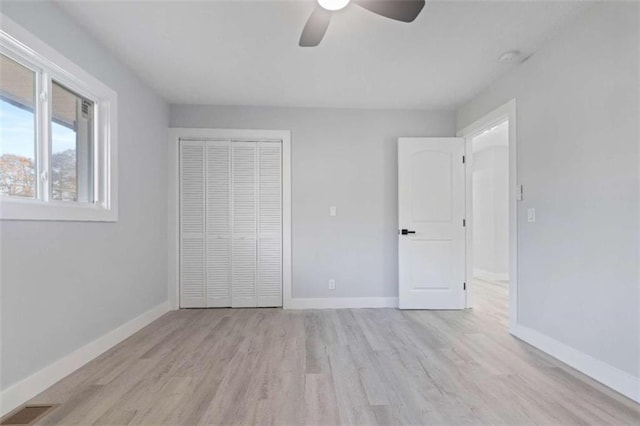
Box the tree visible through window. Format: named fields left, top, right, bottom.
left=0, top=55, right=96, bottom=203
left=0, top=24, right=117, bottom=221
left=0, top=54, right=36, bottom=198
left=51, top=81, right=94, bottom=202
left=0, top=152, right=35, bottom=197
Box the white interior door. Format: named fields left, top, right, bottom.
left=398, top=137, right=466, bottom=309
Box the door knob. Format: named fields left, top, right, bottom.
left=400, top=229, right=416, bottom=235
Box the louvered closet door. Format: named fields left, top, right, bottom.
left=180, top=141, right=206, bottom=307
left=257, top=142, right=282, bottom=307
left=206, top=141, right=231, bottom=307
left=231, top=142, right=258, bottom=307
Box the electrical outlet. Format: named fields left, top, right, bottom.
left=328, top=279, right=335, bottom=290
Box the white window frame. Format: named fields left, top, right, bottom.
left=0, top=15, right=118, bottom=222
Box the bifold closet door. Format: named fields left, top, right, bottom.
left=180, top=139, right=282, bottom=308
left=179, top=141, right=206, bottom=307
left=230, top=141, right=283, bottom=307
left=231, top=142, right=258, bottom=307
left=206, top=141, right=232, bottom=307
left=257, top=142, right=282, bottom=307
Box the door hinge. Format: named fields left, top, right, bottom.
left=463, top=219, right=466, bottom=227
left=463, top=282, right=466, bottom=290
left=462, top=155, right=466, bottom=164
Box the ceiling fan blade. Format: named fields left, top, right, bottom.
left=354, top=0, right=425, bottom=23
left=299, top=7, right=332, bottom=47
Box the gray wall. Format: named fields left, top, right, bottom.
left=0, top=1, right=169, bottom=389
left=458, top=2, right=639, bottom=377
left=171, top=106, right=456, bottom=299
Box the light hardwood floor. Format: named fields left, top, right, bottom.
left=24, top=280, right=640, bottom=425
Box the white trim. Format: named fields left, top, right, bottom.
left=472, top=268, right=509, bottom=282
left=512, top=324, right=640, bottom=403
left=167, top=128, right=292, bottom=310
left=288, top=297, right=398, bottom=310
left=470, top=121, right=509, bottom=153
left=0, top=15, right=118, bottom=222
left=0, top=302, right=168, bottom=416
left=457, top=99, right=518, bottom=333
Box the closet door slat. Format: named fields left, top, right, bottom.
left=206, top=141, right=231, bottom=307
left=231, top=142, right=257, bottom=307
left=258, top=142, right=282, bottom=307
left=179, top=141, right=206, bottom=307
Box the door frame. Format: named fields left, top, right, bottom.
left=457, top=99, right=518, bottom=332
left=168, top=128, right=292, bottom=310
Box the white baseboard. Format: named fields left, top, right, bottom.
left=512, top=324, right=640, bottom=403
left=0, top=302, right=169, bottom=416
left=287, top=297, right=398, bottom=309
left=473, top=268, right=509, bottom=282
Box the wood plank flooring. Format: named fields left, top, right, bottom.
left=24, top=280, right=640, bottom=425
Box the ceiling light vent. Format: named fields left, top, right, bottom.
left=81, top=100, right=92, bottom=118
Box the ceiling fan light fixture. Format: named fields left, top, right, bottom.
left=300, top=0, right=425, bottom=47
left=318, top=0, right=350, bottom=12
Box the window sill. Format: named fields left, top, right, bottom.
left=0, top=197, right=117, bottom=222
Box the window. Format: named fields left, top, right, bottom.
left=0, top=54, right=36, bottom=198
left=0, top=16, right=117, bottom=221
left=50, top=81, right=94, bottom=202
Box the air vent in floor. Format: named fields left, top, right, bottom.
left=0, top=405, right=57, bottom=425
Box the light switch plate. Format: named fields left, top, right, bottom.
left=328, top=279, right=335, bottom=290
left=329, top=206, right=337, bottom=217
left=527, top=208, right=536, bottom=222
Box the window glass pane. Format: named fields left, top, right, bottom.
left=51, top=81, right=94, bottom=202
left=0, top=54, right=36, bottom=198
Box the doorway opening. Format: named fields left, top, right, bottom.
left=470, top=120, right=509, bottom=320
left=458, top=99, right=518, bottom=332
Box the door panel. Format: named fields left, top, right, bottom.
left=231, top=236, right=257, bottom=307
left=398, top=137, right=466, bottom=309
left=411, top=151, right=452, bottom=222
left=257, top=142, right=283, bottom=307
left=179, top=141, right=206, bottom=308
left=410, top=239, right=452, bottom=289
left=231, top=142, right=257, bottom=307
left=206, top=141, right=231, bottom=307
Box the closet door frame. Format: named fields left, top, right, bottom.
left=168, top=128, right=292, bottom=310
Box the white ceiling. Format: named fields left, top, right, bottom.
left=55, top=0, right=593, bottom=110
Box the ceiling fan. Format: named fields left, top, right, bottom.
left=299, top=0, right=426, bottom=47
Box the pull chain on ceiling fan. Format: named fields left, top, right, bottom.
left=299, top=0, right=426, bottom=47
